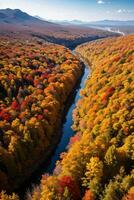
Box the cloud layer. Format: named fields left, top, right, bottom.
left=117, top=9, right=134, bottom=13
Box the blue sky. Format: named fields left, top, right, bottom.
left=0, top=0, right=134, bottom=21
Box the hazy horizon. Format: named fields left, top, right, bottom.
left=0, top=0, right=134, bottom=22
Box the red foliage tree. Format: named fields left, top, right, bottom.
left=68, top=132, right=81, bottom=148
left=11, top=100, right=20, bottom=111
left=105, top=86, right=115, bottom=97
left=0, top=109, right=11, bottom=121
left=58, top=176, right=81, bottom=200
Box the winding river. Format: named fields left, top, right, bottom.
left=19, top=30, right=124, bottom=199
left=46, top=67, right=90, bottom=174
left=18, top=50, right=90, bottom=199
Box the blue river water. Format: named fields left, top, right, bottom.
left=46, top=64, right=89, bottom=174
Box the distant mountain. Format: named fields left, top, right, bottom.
left=34, top=15, right=46, bottom=21
left=3, top=9, right=132, bottom=28
left=49, top=19, right=134, bottom=27
left=66, top=20, right=85, bottom=25
left=49, top=19, right=86, bottom=26
left=0, top=8, right=57, bottom=26
left=88, top=20, right=134, bottom=27
left=0, top=8, right=34, bottom=23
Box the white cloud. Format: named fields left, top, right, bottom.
left=97, top=0, right=105, bottom=4
left=117, top=9, right=123, bottom=13
left=117, top=9, right=134, bottom=14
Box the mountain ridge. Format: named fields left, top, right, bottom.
left=49, top=19, right=134, bottom=26
left=0, top=8, right=58, bottom=26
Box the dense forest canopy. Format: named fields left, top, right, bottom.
left=23, top=34, right=134, bottom=200
left=0, top=30, right=133, bottom=200
left=0, top=37, right=83, bottom=192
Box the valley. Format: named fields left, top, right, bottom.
left=0, top=9, right=119, bottom=48
left=0, top=6, right=133, bottom=200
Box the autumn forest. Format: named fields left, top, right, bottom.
left=0, top=4, right=133, bottom=200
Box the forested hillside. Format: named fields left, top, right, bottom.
left=0, top=37, right=83, bottom=191
left=25, top=35, right=134, bottom=200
